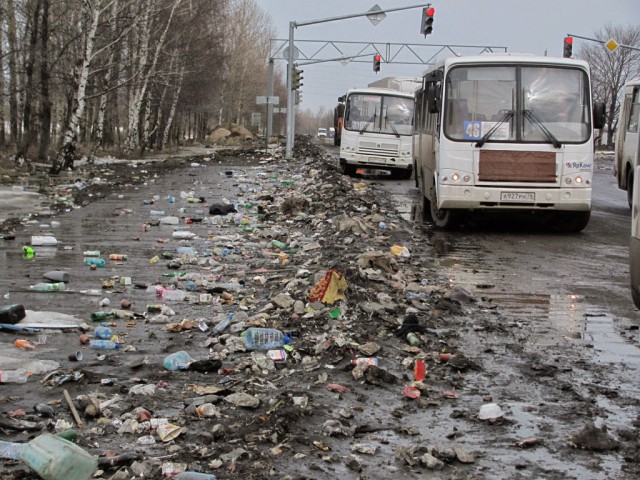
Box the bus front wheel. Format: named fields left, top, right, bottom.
left=429, top=187, right=459, bottom=230
left=340, top=163, right=356, bottom=176
left=549, top=210, right=591, bottom=233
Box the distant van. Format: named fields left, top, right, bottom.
left=317, top=128, right=328, bottom=138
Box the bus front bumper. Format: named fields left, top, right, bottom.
left=437, top=184, right=592, bottom=211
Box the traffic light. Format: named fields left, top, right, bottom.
left=373, top=54, right=381, bottom=73
left=292, top=68, right=303, bottom=90
left=563, top=36, right=573, bottom=58
left=295, top=90, right=302, bottom=105
left=420, top=6, right=435, bottom=36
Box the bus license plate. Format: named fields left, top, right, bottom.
left=500, top=192, right=535, bottom=202
left=368, top=157, right=386, bottom=164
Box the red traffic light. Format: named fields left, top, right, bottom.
left=421, top=6, right=435, bottom=36
left=563, top=36, right=573, bottom=58
left=374, top=54, right=381, bottom=61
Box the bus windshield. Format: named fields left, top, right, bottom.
left=345, top=93, right=414, bottom=136
left=444, top=65, right=591, bottom=144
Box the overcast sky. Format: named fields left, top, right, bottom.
left=254, top=0, right=640, bottom=114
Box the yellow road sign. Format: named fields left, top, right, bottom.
left=605, top=38, right=619, bottom=52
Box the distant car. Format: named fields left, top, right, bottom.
left=317, top=128, right=328, bottom=138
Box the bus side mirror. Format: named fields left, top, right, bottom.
left=593, top=102, right=605, bottom=129
left=426, top=83, right=441, bottom=114
left=338, top=95, right=346, bottom=103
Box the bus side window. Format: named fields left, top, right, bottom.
left=629, top=89, right=639, bottom=133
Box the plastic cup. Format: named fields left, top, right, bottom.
left=68, top=351, right=83, bottom=362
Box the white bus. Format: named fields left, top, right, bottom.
left=336, top=87, right=415, bottom=179
left=614, top=78, right=640, bottom=207
left=413, top=53, right=605, bottom=231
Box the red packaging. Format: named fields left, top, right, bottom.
left=414, top=359, right=426, bottom=381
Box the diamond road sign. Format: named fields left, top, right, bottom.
left=367, top=4, right=386, bottom=26
left=605, top=38, right=619, bottom=53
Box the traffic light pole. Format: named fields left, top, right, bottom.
left=284, top=3, right=428, bottom=160
left=567, top=33, right=640, bottom=52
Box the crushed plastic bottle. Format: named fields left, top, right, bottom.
left=163, top=351, right=193, bottom=370
left=84, top=258, right=106, bottom=268
left=94, top=324, right=113, bottom=339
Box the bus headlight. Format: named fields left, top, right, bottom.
left=452, top=173, right=460, bottom=182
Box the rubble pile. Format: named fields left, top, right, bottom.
left=5, top=138, right=633, bottom=479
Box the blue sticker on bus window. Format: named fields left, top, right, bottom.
left=463, top=121, right=482, bottom=139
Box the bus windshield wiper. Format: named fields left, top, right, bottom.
left=523, top=109, right=562, bottom=148
left=384, top=115, right=401, bottom=138
left=475, top=110, right=513, bottom=148
left=359, top=112, right=377, bottom=134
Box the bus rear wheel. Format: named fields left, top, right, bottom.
left=429, top=187, right=460, bottom=230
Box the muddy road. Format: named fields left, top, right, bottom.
left=1, top=140, right=639, bottom=480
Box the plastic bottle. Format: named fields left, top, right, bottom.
left=162, top=289, right=186, bottom=301
left=109, top=254, right=127, bottom=261
left=84, top=258, right=106, bottom=268
left=149, top=255, right=160, bottom=264
left=43, top=271, right=70, bottom=282
left=31, top=235, right=58, bottom=246
left=163, top=351, right=193, bottom=370
left=83, top=250, right=101, bottom=257
left=212, top=314, right=232, bottom=334
left=0, top=369, right=29, bottom=383
left=170, top=472, right=217, bottom=480
left=160, top=216, right=180, bottom=225
left=271, top=240, right=287, bottom=250
left=0, top=304, right=26, bottom=324
left=0, top=433, right=97, bottom=480
left=30, top=282, right=66, bottom=292
left=172, top=231, right=196, bottom=239
left=94, top=324, right=113, bottom=339
left=242, top=328, right=291, bottom=351
left=89, top=340, right=119, bottom=350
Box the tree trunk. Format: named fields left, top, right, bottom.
left=161, top=62, right=184, bottom=150
left=0, top=3, right=5, bottom=146
left=125, top=0, right=181, bottom=153
left=16, top=0, right=42, bottom=161
left=52, top=1, right=101, bottom=173
left=6, top=0, right=20, bottom=146
left=38, top=0, right=52, bottom=161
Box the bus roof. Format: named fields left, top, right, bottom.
left=344, top=87, right=414, bottom=99
left=422, top=53, right=591, bottom=77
